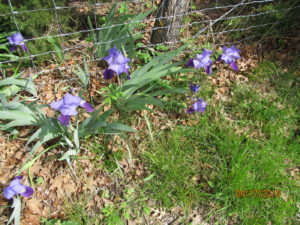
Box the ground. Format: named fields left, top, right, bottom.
left=0, top=39, right=299, bottom=225
left=0, top=1, right=300, bottom=224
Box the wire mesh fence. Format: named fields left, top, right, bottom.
left=0, top=0, right=298, bottom=78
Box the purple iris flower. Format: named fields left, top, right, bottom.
left=190, top=83, right=201, bottom=93
left=220, top=45, right=241, bottom=71
left=102, top=47, right=130, bottom=80
left=186, top=49, right=213, bottom=74
left=3, top=176, right=33, bottom=200
left=187, top=98, right=207, bottom=114
left=7, top=33, right=29, bottom=52
left=50, top=93, right=94, bottom=126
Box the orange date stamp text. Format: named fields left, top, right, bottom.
left=235, top=190, right=281, bottom=198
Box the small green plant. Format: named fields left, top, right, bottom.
left=135, top=46, right=152, bottom=63
left=47, top=37, right=64, bottom=63
left=155, top=44, right=170, bottom=52
left=118, top=2, right=129, bottom=14
left=102, top=205, right=124, bottom=225
left=0, top=74, right=37, bottom=97
left=72, top=60, right=90, bottom=90
left=41, top=218, right=80, bottom=225
left=0, top=89, right=135, bottom=174
left=98, top=83, right=123, bottom=106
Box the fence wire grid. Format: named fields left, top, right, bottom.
left=0, top=0, right=298, bottom=78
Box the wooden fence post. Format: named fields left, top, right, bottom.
left=151, top=0, right=191, bottom=45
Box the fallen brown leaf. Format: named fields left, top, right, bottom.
left=26, top=198, right=42, bottom=215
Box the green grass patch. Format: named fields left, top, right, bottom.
left=142, top=60, right=300, bottom=224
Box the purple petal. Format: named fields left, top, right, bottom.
left=221, top=47, right=231, bottom=63
left=50, top=99, right=64, bottom=111
left=63, top=93, right=82, bottom=106
left=7, top=33, right=28, bottom=52
left=193, top=98, right=207, bottom=113
left=191, top=49, right=213, bottom=70
left=60, top=105, right=78, bottom=116
left=11, top=33, right=24, bottom=43
left=221, top=54, right=231, bottom=64
left=108, top=46, right=119, bottom=56
left=103, top=47, right=130, bottom=77
left=196, top=49, right=212, bottom=62
left=103, top=55, right=113, bottom=64
left=7, top=33, right=24, bottom=45
left=115, top=53, right=130, bottom=64
left=9, top=180, right=25, bottom=194
left=103, top=47, right=119, bottom=63
left=186, top=58, right=194, bottom=67
left=103, top=69, right=115, bottom=80
left=221, top=45, right=241, bottom=65
left=9, top=45, right=17, bottom=52
left=109, top=63, right=125, bottom=75
left=200, top=56, right=211, bottom=65
left=3, top=187, right=16, bottom=199
left=193, top=59, right=201, bottom=69
left=224, top=46, right=230, bottom=53
left=21, top=186, right=34, bottom=197
left=51, top=93, right=85, bottom=117
left=7, top=36, right=14, bottom=45
left=230, top=61, right=238, bottom=72
left=229, top=45, right=241, bottom=58
left=124, top=67, right=130, bottom=75
left=202, top=49, right=213, bottom=55
left=190, top=83, right=200, bottom=93
left=124, top=63, right=130, bottom=74
left=58, top=114, right=71, bottom=126
left=3, top=176, right=33, bottom=199
left=204, top=64, right=212, bottom=75
left=80, top=101, right=94, bottom=112
left=186, top=107, right=195, bottom=114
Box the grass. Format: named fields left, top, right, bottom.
left=41, top=60, right=299, bottom=224
left=140, top=60, right=300, bottom=224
